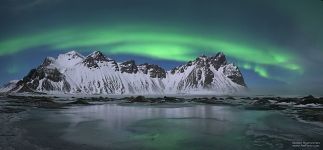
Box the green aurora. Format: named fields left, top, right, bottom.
left=1, top=0, right=323, bottom=94
left=0, top=23, right=302, bottom=79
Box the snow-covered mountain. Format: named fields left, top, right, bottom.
left=0, top=80, right=19, bottom=93
left=2, top=51, right=246, bottom=95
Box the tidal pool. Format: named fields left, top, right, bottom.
left=16, top=103, right=323, bottom=150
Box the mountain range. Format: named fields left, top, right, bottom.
left=1, top=51, right=246, bottom=95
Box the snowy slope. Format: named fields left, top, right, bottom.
left=4, top=51, right=246, bottom=95
left=0, top=80, right=19, bottom=93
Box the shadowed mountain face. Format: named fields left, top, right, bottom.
left=3, top=51, right=246, bottom=95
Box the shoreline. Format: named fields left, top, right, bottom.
left=2, top=92, right=323, bottom=98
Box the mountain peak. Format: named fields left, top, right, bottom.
left=83, top=51, right=118, bottom=69
left=87, top=51, right=105, bottom=58
left=195, top=55, right=208, bottom=62
left=3, top=51, right=246, bottom=94
left=194, top=52, right=226, bottom=63
left=40, top=57, right=56, bottom=67
left=89, top=50, right=103, bottom=56
left=65, top=50, right=78, bottom=55
left=209, top=52, right=227, bottom=69
left=213, top=52, right=226, bottom=61
left=216, top=52, right=224, bottom=56
left=63, top=50, right=85, bottom=58
left=55, top=51, right=85, bottom=68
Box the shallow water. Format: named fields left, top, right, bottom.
left=17, top=103, right=323, bottom=150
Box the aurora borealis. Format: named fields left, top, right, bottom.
left=1, top=0, right=323, bottom=95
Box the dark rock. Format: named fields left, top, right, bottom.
left=204, top=69, right=214, bottom=85
left=226, top=96, right=235, bottom=100
left=193, top=97, right=216, bottom=104
left=69, top=99, right=90, bottom=105
left=192, top=97, right=208, bottom=101
left=210, top=97, right=218, bottom=100
left=130, top=96, right=148, bottom=102
left=83, top=51, right=107, bottom=68
left=138, top=63, right=166, bottom=78
left=268, top=104, right=286, bottom=110
left=297, top=95, right=323, bottom=105
left=245, top=98, right=287, bottom=110
left=147, top=97, right=164, bottom=103
left=194, top=98, right=239, bottom=106
left=261, top=97, right=274, bottom=100
left=120, top=60, right=138, bottom=74
left=253, top=99, right=271, bottom=105
left=252, top=97, right=260, bottom=100
left=223, top=65, right=246, bottom=86
left=89, top=51, right=108, bottom=62
left=277, top=98, right=297, bottom=103
left=298, top=99, right=323, bottom=105
left=87, top=97, right=114, bottom=101
left=201, top=100, right=217, bottom=104
left=170, top=66, right=179, bottom=74
left=82, top=51, right=119, bottom=71
left=302, top=95, right=315, bottom=100
left=209, top=52, right=227, bottom=70
left=163, top=96, right=177, bottom=102
left=197, top=99, right=217, bottom=104
left=246, top=103, right=286, bottom=110
left=276, top=97, right=281, bottom=100
left=10, top=66, right=70, bottom=93
left=40, top=57, right=55, bottom=67
left=7, top=95, right=65, bottom=109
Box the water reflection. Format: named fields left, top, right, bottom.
left=37, top=104, right=323, bottom=150
left=60, top=104, right=236, bottom=128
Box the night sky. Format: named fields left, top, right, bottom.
left=0, top=0, right=323, bottom=95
